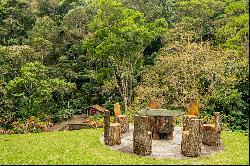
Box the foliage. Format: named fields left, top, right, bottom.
left=121, top=0, right=174, bottom=22
left=88, top=114, right=104, bottom=128
left=0, top=62, right=76, bottom=128
left=52, top=108, right=76, bottom=123
left=84, top=0, right=168, bottom=111
left=0, top=0, right=248, bottom=132
left=12, top=116, right=53, bottom=134
left=0, top=45, right=41, bottom=80
left=164, top=0, right=226, bottom=43
left=0, top=0, right=36, bottom=45
left=134, top=42, right=249, bottom=130
left=215, top=0, right=249, bottom=53
left=62, top=5, right=93, bottom=43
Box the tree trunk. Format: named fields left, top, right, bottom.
left=116, top=115, right=129, bottom=133
left=104, top=111, right=110, bottom=145
left=183, top=115, right=197, bottom=131
left=181, top=119, right=203, bottom=157
left=133, top=115, right=152, bottom=155
left=106, top=123, right=121, bottom=146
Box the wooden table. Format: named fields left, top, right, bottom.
left=137, top=109, right=182, bottom=140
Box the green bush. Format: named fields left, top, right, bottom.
left=52, top=109, right=76, bottom=123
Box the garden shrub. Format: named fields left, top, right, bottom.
left=52, top=108, right=76, bottom=123
left=12, top=116, right=53, bottom=134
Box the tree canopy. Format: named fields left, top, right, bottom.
left=0, top=0, right=248, bottom=132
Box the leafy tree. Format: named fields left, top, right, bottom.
left=61, top=6, right=93, bottom=45
left=35, top=0, right=94, bottom=23
left=84, top=0, right=168, bottom=111
left=216, top=0, right=249, bottom=53
left=0, top=0, right=36, bottom=45
left=28, top=16, right=59, bottom=44
left=134, top=42, right=249, bottom=130
left=1, top=61, right=76, bottom=127
left=121, top=0, right=174, bottom=22
left=28, top=37, right=53, bottom=63
left=0, top=45, right=41, bottom=82
left=165, top=0, right=226, bottom=43
left=28, top=16, right=61, bottom=63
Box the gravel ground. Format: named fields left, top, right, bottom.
left=99, top=124, right=224, bottom=159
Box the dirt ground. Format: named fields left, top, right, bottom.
left=99, top=124, right=224, bottom=159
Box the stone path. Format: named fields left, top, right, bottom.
left=50, top=115, right=89, bottom=131
left=100, top=124, right=224, bottom=159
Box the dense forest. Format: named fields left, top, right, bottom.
left=0, top=0, right=249, bottom=133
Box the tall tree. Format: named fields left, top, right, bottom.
left=84, top=0, right=168, bottom=111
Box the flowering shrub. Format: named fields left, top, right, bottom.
left=12, top=116, right=53, bottom=134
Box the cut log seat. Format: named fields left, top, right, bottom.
left=181, top=119, right=203, bottom=157
left=202, top=124, right=220, bottom=146
left=133, top=115, right=152, bottom=155
left=106, top=123, right=121, bottom=146
left=116, top=115, right=129, bottom=133
left=202, top=112, right=221, bottom=146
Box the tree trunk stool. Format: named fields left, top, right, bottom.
left=133, top=115, right=152, bottom=156
left=106, top=123, right=121, bottom=146
left=183, top=115, right=197, bottom=131
left=115, top=115, right=129, bottom=133
left=202, top=112, right=221, bottom=146
left=181, top=119, right=203, bottom=157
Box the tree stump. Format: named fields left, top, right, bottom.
left=116, top=115, right=129, bottom=133
left=183, top=115, right=197, bottom=131
left=104, top=111, right=110, bottom=145
left=181, top=119, right=203, bottom=157
left=133, top=115, right=152, bottom=155
left=106, top=123, right=121, bottom=146
left=202, top=112, right=221, bottom=146
left=149, top=116, right=174, bottom=140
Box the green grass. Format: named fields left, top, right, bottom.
left=0, top=129, right=248, bottom=165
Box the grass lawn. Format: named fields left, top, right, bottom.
left=0, top=128, right=248, bottom=165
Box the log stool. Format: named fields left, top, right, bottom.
left=104, top=110, right=121, bottom=146
left=116, top=115, right=129, bottom=133
left=106, top=123, right=121, bottom=146
left=181, top=119, right=203, bottom=157
left=202, top=112, right=221, bottom=146
left=133, top=115, right=152, bottom=156
left=183, top=115, right=197, bottom=131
